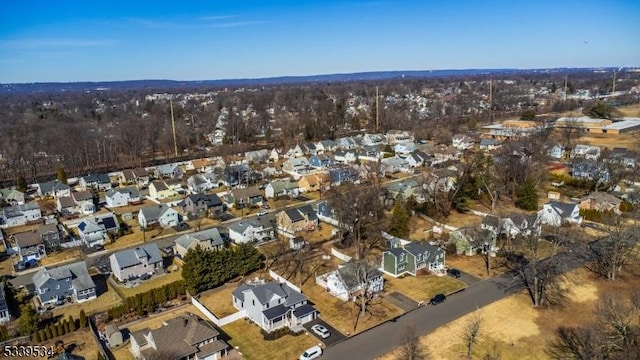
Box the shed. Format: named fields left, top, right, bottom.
left=104, top=323, right=123, bottom=347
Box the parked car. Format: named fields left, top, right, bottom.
left=139, top=273, right=151, bottom=281
left=299, top=345, right=323, bottom=360
left=257, top=210, right=268, bottom=216
left=447, top=268, right=461, bottom=278
left=429, top=293, right=446, bottom=305
left=311, top=324, right=330, bottom=339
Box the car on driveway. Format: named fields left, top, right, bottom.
left=447, top=268, right=461, bottom=278
left=311, top=324, right=330, bottom=339
left=429, top=293, right=446, bottom=305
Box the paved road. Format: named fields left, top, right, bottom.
left=323, top=273, right=518, bottom=360
left=304, top=318, right=347, bottom=346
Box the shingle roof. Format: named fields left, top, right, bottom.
left=57, top=196, right=76, bottom=208
left=110, top=243, right=162, bottom=270
left=337, top=262, right=382, bottom=290
left=482, top=215, right=500, bottom=228
left=232, top=280, right=307, bottom=307
left=139, top=204, right=173, bottom=223
left=174, top=228, right=224, bottom=250
left=14, top=230, right=42, bottom=247
left=32, top=261, right=94, bottom=292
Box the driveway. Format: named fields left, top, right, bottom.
left=457, top=271, right=482, bottom=286
left=384, top=291, right=419, bottom=312
left=303, top=318, right=347, bottom=346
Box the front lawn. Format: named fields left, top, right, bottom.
left=223, top=319, right=319, bottom=360
left=383, top=274, right=466, bottom=303
left=40, top=248, right=82, bottom=266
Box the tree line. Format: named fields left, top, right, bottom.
left=107, top=280, right=186, bottom=321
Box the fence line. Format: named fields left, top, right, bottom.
left=269, top=269, right=301, bottom=293
left=191, top=296, right=245, bottom=327
left=331, top=247, right=352, bottom=262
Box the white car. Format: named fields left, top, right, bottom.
left=311, top=324, right=330, bottom=339
left=257, top=210, right=268, bottom=216
left=299, top=345, right=323, bottom=360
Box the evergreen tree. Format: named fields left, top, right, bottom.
left=68, top=315, right=76, bottom=332
left=57, top=322, right=65, bottom=336
left=63, top=320, right=70, bottom=334
left=0, top=325, right=9, bottom=342
left=516, top=177, right=539, bottom=211
left=16, top=175, right=27, bottom=193
left=17, top=305, right=40, bottom=336
left=56, top=167, right=68, bottom=184
left=50, top=324, right=58, bottom=338
left=38, top=329, right=47, bottom=341
left=182, top=246, right=214, bottom=294
left=389, top=200, right=410, bottom=238
left=33, top=331, right=41, bottom=342
left=45, top=327, right=52, bottom=340
left=79, top=310, right=87, bottom=328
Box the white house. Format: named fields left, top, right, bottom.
left=333, top=150, right=357, bottom=164
left=452, top=134, right=474, bottom=150
left=548, top=144, right=566, bottom=160
left=138, top=205, right=180, bottom=229
left=317, top=262, right=384, bottom=302
left=1, top=203, right=42, bottom=228
left=394, top=142, right=417, bottom=156
left=538, top=201, right=583, bottom=227
left=264, top=179, right=300, bottom=199
left=105, top=187, right=141, bottom=208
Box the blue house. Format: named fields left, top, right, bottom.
left=572, top=161, right=611, bottom=182
left=309, top=154, right=333, bottom=169
left=329, top=167, right=360, bottom=186
left=32, top=261, right=96, bottom=305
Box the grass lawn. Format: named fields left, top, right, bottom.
left=577, top=131, right=639, bottom=151
left=4, top=223, right=41, bottom=236
left=617, top=104, right=640, bottom=117
left=186, top=216, right=221, bottom=230
left=383, top=274, right=466, bottom=303
left=379, top=267, right=640, bottom=360
left=444, top=211, right=483, bottom=229
left=303, top=223, right=336, bottom=244
left=223, top=318, right=319, bottom=360
left=127, top=304, right=207, bottom=333
left=40, top=248, right=82, bottom=266
left=108, top=199, right=157, bottom=216
left=29, top=329, right=101, bottom=360
left=52, top=284, right=122, bottom=319
left=117, top=268, right=183, bottom=298
left=446, top=254, right=505, bottom=279
left=0, top=256, right=15, bottom=275
left=197, top=284, right=238, bottom=317
left=111, top=345, right=135, bottom=360
left=302, top=280, right=404, bottom=336
left=105, top=221, right=174, bottom=251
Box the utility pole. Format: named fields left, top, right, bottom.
left=375, top=86, right=379, bottom=133
left=563, top=75, right=568, bottom=101
left=170, top=99, right=178, bottom=158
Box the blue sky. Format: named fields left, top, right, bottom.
left=1, top=0, right=639, bottom=83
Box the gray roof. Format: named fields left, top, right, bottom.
left=14, top=231, right=43, bottom=247
left=175, top=228, right=224, bottom=249
left=337, top=262, right=382, bottom=290
left=232, top=280, right=307, bottom=307
left=139, top=204, right=173, bottom=222
left=110, top=243, right=162, bottom=269
left=481, top=215, right=500, bottom=228
left=38, top=181, right=70, bottom=194
left=32, top=261, right=95, bottom=292
left=106, top=186, right=139, bottom=199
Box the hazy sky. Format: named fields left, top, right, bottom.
left=1, top=0, right=639, bottom=83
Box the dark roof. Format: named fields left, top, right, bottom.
left=262, top=304, right=289, bottom=320
left=293, top=303, right=317, bottom=318
left=284, top=208, right=304, bottom=223
left=185, top=193, right=222, bottom=207
left=546, top=201, right=577, bottom=216
left=481, top=215, right=500, bottom=228
left=82, top=173, right=110, bottom=184
left=387, top=247, right=405, bottom=258
left=111, top=243, right=162, bottom=269
left=14, top=230, right=43, bottom=247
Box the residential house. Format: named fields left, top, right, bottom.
left=244, top=149, right=270, bottom=164
left=154, top=163, right=184, bottom=179
left=479, top=138, right=502, bottom=151
left=483, top=213, right=541, bottom=238
left=109, top=243, right=163, bottom=282
left=38, top=223, right=62, bottom=247
left=187, top=174, right=218, bottom=193
left=316, top=200, right=340, bottom=227
left=406, top=151, right=430, bottom=168
left=394, top=142, right=417, bottom=156
left=432, top=145, right=460, bottom=164
left=138, top=205, right=181, bottom=229
left=36, top=181, right=71, bottom=198
left=608, top=147, right=637, bottom=167
left=309, top=154, right=333, bottom=169
left=538, top=201, right=583, bottom=227
left=380, top=240, right=446, bottom=277
left=0, top=187, right=25, bottom=205
left=13, top=230, right=47, bottom=262
left=332, top=150, right=357, bottom=164
left=149, top=180, right=180, bottom=200
left=77, top=213, right=120, bottom=247
left=362, top=133, right=386, bottom=146
left=269, top=148, right=281, bottom=162
left=130, top=313, right=229, bottom=360
left=289, top=236, right=308, bottom=250
left=228, top=215, right=275, bottom=244
left=449, top=228, right=496, bottom=256
left=360, top=145, right=383, bottom=160
left=265, top=179, right=300, bottom=199
left=451, top=134, right=474, bottom=150
left=56, top=196, right=77, bottom=215
left=0, top=284, right=10, bottom=324
left=79, top=174, right=112, bottom=191
left=579, top=192, right=622, bottom=214
left=572, top=161, right=611, bottom=182
left=317, top=262, right=384, bottom=302
left=276, top=205, right=318, bottom=236
left=282, top=157, right=310, bottom=177
left=571, top=144, right=601, bottom=159
left=386, top=178, right=425, bottom=203
left=298, top=174, right=327, bottom=193
left=229, top=187, right=263, bottom=208
left=179, top=194, right=224, bottom=217
left=480, top=215, right=501, bottom=234
left=174, top=228, right=225, bottom=258
left=120, top=168, right=150, bottom=188
left=191, top=158, right=216, bottom=173
left=386, top=130, right=414, bottom=145
left=1, top=203, right=42, bottom=228
left=329, top=167, right=360, bottom=186
left=316, top=140, right=336, bottom=153
left=32, top=261, right=96, bottom=305
left=104, top=324, right=124, bottom=348
left=381, top=157, right=410, bottom=174
left=222, top=164, right=259, bottom=188
left=72, top=191, right=95, bottom=214
left=232, top=280, right=318, bottom=332
left=548, top=144, right=566, bottom=160
left=335, top=137, right=358, bottom=149
left=105, top=187, right=141, bottom=208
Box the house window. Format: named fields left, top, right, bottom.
left=252, top=300, right=255, bottom=306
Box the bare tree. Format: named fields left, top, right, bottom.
left=548, top=325, right=607, bottom=360
left=351, top=260, right=384, bottom=332
left=397, top=324, right=429, bottom=360
left=463, top=312, right=482, bottom=359
left=587, top=219, right=639, bottom=281
left=558, top=116, right=583, bottom=151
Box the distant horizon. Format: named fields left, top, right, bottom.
left=2, top=0, right=639, bottom=83
left=0, top=65, right=634, bottom=86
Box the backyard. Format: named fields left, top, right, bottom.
left=33, top=329, right=101, bottom=360
left=197, top=283, right=239, bottom=318
left=52, top=282, right=122, bottom=319
left=115, top=267, right=183, bottom=298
